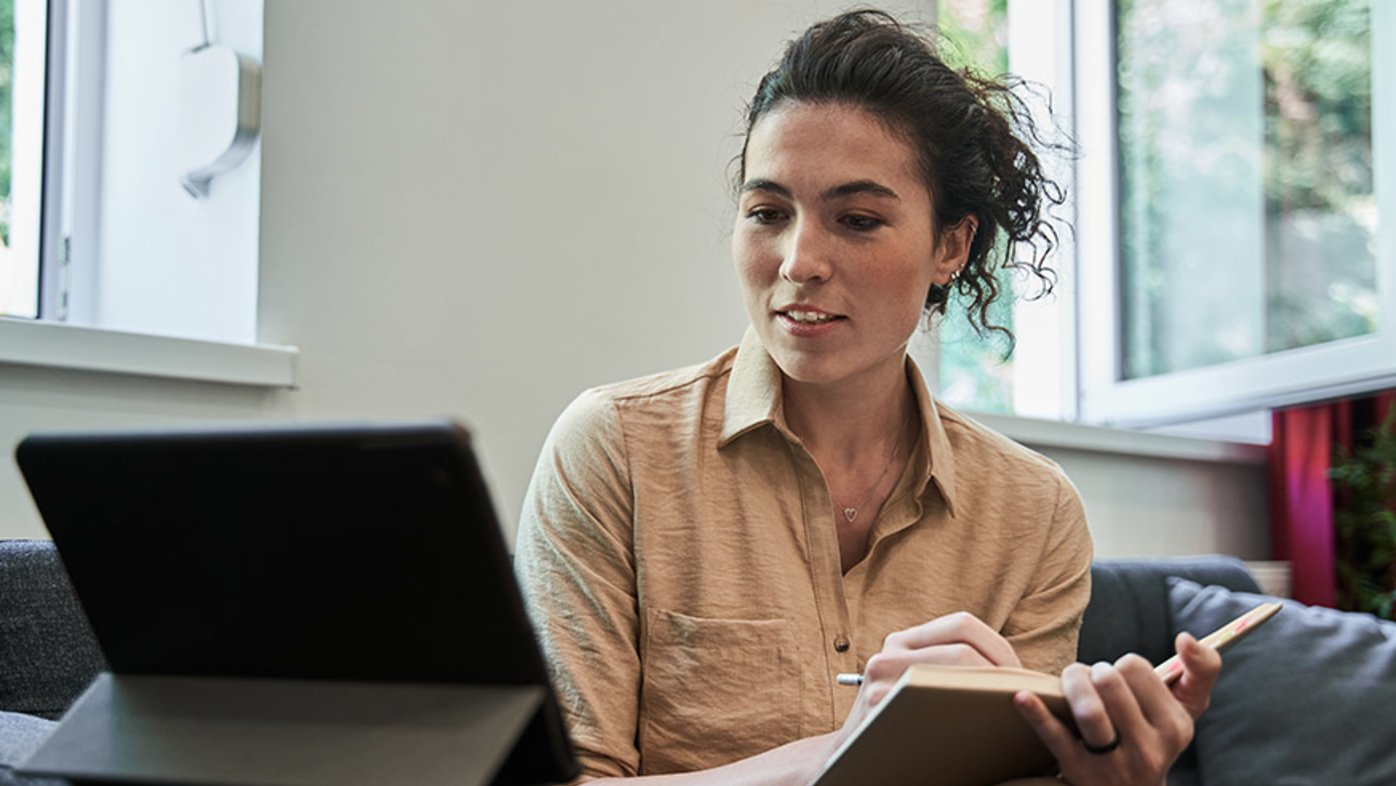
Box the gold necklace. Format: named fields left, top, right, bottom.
left=835, top=427, right=909, bottom=524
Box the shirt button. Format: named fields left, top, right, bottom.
left=833, top=636, right=850, bottom=653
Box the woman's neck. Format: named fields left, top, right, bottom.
left=781, top=360, right=918, bottom=466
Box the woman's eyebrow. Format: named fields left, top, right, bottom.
left=738, top=178, right=901, bottom=201
left=822, top=180, right=900, bottom=201
left=739, top=178, right=792, bottom=197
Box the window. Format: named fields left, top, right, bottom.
left=0, top=0, right=289, bottom=386
left=0, top=0, right=45, bottom=319
left=1078, top=0, right=1395, bottom=427
left=943, top=0, right=1392, bottom=432
left=1118, top=0, right=1376, bottom=379
left=58, top=0, right=263, bottom=342
left=935, top=0, right=1016, bottom=414
left=934, top=0, right=1076, bottom=421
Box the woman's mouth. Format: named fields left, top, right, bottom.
left=775, top=308, right=846, bottom=336
left=783, top=310, right=841, bottom=325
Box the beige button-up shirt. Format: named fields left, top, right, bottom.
left=515, top=330, right=1093, bottom=778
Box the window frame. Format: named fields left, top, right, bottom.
left=0, top=0, right=295, bottom=388
left=38, top=0, right=69, bottom=321
left=1073, top=0, right=1396, bottom=428
left=1006, top=0, right=1079, bottom=422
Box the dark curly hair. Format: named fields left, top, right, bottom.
left=738, top=9, right=1068, bottom=345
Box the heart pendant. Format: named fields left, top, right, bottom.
left=843, top=508, right=858, bottom=523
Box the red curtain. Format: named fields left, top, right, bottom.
left=1269, top=392, right=1396, bottom=606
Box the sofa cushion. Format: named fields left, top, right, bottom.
left=0, top=710, right=55, bottom=768
left=1082, top=557, right=1261, bottom=666
left=1081, top=557, right=1262, bottom=786
left=0, top=540, right=105, bottom=719
left=0, top=711, right=61, bottom=786
left=1168, top=577, right=1396, bottom=786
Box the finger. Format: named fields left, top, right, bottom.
left=863, top=645, right=992, bottom=686
left=1171, top=632, right=1222, bottom=719
left=1013, top=690, right=1085, bottom=768
left=1061, top=662, right=1119, bottom=750
left=857, top=679, right=895, bottom=710
left=1112, top=654, right=1180, bottom=729
left=879, top=636, right=998, bottom=668
left=882, top=612, right=1021, bottom=667
left=1114, top=655, right=1194, bottom=757
left=862, top=652, right=907, bottom=687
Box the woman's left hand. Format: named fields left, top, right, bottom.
left=1012, top=632, right=1222, bottom=786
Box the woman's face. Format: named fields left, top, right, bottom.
left=733, top=101, right=970, bottom=390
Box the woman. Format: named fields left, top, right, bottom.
left=515, top=10, right=1219, bottom=785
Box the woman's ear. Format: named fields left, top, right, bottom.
left=932, top=215, right=978, bottom=282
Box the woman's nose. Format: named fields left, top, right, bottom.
left=778, top=220, right=833, bottom=284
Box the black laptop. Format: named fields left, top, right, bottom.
left=15, top=420, right=578, bottom=786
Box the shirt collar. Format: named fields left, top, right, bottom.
left=718, top=328, right=959, bottom=517
left=719, top=328, right=785, bottom=446
left=906, top=353, right=959, bottom=518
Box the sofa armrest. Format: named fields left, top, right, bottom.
left=0, top=540, right=106, bottom=719
left=1080, top=555, right=1262, bottom=666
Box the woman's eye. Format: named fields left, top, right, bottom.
left=842, top=214, right=885, bottom=232
left=746, top=207, right=787, bottom=224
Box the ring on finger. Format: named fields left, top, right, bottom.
left=1082, top=733, right=1122, bottom=755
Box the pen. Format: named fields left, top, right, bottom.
left=835, top=600, right=1281, bottom=689
left=1154, top=600, right=1282, bottom=685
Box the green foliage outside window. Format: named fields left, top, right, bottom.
left=1117, top=0, right=1375, bottom=379
left=1330, top=407, right=1396, bottom=620
left=0, top=0, right=13, bottom=247
left=936, top=0, right=1008, bottom=76
left=1263, top=0, right=1375, bottom=354
left=936, top=0, right=1015, bottom=414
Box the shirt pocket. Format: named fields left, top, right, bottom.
left=638, top=608, right=801, bottom=774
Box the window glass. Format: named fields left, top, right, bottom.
left=0, top=0, right=42, bottom=319
left=936, top=0, right=1016, bottom=413
left=1117, top=0, right=1376, bottom=380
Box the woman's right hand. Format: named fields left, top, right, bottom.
left=837, top=611, right=1021, bottom=742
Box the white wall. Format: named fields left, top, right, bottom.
left=0, top=0, right=1268, bottom=558
left=1045, top=449, right=1268, bottom=559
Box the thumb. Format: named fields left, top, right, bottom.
left=1171, top=632, right=1221, bottom=719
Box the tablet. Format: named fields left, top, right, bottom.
left=16, top=420, right=577, bottom=786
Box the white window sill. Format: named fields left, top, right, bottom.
left=970, top=411, right=1268, bottom=466
left=0, top=318, right=297, bottom=388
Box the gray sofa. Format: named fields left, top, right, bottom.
left=0, top=541, right=101, bottom=786
left=2, top=539, right=1394, bottom=785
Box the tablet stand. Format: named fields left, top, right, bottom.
left=21, top=673, right=552, bottom=786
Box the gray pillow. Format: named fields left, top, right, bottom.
left=1168, top=577, right=1396, bottom=786
left=0, top=710, right=62, bottom=786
